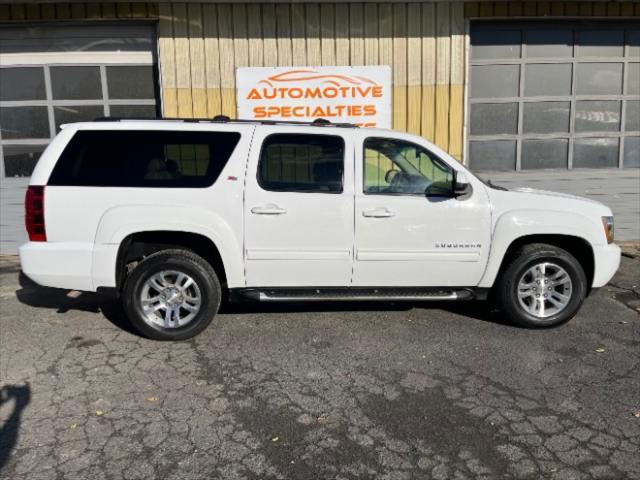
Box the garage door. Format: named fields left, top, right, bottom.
left=0, top=24, right=159, bottom=178
left=468, top=21, right=640, bottom=171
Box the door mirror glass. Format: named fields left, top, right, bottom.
left=424, top=170, right=472, bottom=198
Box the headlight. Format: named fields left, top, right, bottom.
left=601, top=216, right=614, bottom=244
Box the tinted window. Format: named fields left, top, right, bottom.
left=258, top=134, right=344, bottom=193
left=48, top=130, right=241, bottom=187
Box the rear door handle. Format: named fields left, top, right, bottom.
left=362, top=208, right=396, bottom=218
left=251, top=204, right=287, bottom=215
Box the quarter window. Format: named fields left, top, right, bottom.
left=258, top=134, right=344, bottom=193
left=363, top=137, right=454, bottom=195
left=48, top=130, right=240, bottom=188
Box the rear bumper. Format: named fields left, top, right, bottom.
left=19, top=242, right=95, bottom=291
left=592, top=243, right=621, bottom=288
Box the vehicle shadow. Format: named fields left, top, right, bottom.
left=220, top=299, right=510, bottom=325
left=0, top=383, right=31, bottom=471
left=15, top=272, right=510, bottom=336
left=14, top=273, right=138, bottom=335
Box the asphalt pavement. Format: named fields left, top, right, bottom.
left=0, top=253, right=639, bottom=480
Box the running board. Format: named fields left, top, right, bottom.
left=232, top=288, right=483, bottom=303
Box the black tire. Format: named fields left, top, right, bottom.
left=495, top=243, right=587, bottom=328
left=122, top=249, right=221, bottom=340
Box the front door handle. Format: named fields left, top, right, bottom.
left=251, top=204, right=287, bottom=215
left=362, top=207, right=396, bottom=218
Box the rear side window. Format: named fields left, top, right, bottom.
left=48, top=130, right=241, bottom=187
left=258, top=134, right=344, bottom=193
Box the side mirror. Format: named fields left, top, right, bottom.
left=424, top=171, right=472, bottom=198
left=453, top=171, right=472, bottom=198
left=424, top=180, right=454, bottom=197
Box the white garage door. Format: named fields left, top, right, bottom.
left=468, top=21, right=640, bottom=171
left=0, top=23, right=159, bottom=178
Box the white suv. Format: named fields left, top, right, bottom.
left=20, top=117, right=621, bottom=340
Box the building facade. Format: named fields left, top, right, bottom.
left=0, top=1, right=639, bottom=250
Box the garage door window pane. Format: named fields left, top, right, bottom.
left=470, top=103, right=518, bottom=135
left=522, top=139, right=568, bottom=169
left=573, top=138, right=619, bottom=168
left=471, top=65, right=519, bottom=99
left=623, top=137, right=640, bottom=168
left=2, top=144, right=45, bottom=177
left=54, top=105, right=105, bottom=132
left=577, top=30, right=624, bottom=57
left=0, top=67, right=46, bottom=101
left=106, top=66, right=156, bottom=99
left=526, top=29, right=573, bottom=58
left=575, top=101, right=621, bottom=132
left=469, top=141, right=516, bottom=171
left=576, top=63, right=623, bottom=95
left=51, top=66, right=102, bottom=100
left=626, top=101, right=640, bottom=132
left=627, top=63, right=640, bottom=95
left=471, top=30, right=521, bottom=59
left=524, top=64, right=572, bottom=96
left=0, top=106, right=49, bottom=139
left=523, top=102, right=570, bottom=134
left=109, top=105, right=157, bottom=118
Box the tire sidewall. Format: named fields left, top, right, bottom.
left=501, top=248, right=587, bottom=328
left=124, top=252, right=220, bottom=340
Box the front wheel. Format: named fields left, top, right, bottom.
left=122, top=249, right=221, bottom=340
left=495, top=243, right=588, bottom=328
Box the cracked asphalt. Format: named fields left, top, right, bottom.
left=0, top=253, right=639, bottom=480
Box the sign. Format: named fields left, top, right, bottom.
left=236, top=66, right=391, bottom=128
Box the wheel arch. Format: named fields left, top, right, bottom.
left=481, top=233, right=595, bottom=291
left=91, top=204, right=245, bottom=290
left=115, top=230, right=229, bottom=290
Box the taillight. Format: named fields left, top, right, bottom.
left=25, top=186, right=46, bottom=242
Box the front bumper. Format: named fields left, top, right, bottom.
left=592, top=243, right=621, bottom=288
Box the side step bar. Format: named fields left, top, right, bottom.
left=232, top=288, right=486, bottom=303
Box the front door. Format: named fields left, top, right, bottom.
left=353, top=131, right=492, bottom=287
left=244, top=126, right=354, bottom=287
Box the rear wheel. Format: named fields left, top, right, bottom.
left=495, top=243, right=587, bottom=328
left=123, top=249, right=221, bottom=340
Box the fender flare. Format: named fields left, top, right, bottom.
left=91, top=204, right=245, bottom=288
left=478, top=209, right=600, bottom=288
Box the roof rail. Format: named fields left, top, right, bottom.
left=92, top=116, right=359, bottom=128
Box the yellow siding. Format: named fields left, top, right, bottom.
left=156, top=2, right=468, bottom=159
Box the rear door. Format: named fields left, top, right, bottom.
left=244, top=126, right=355, bottom=287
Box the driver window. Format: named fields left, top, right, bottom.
left=363, top=137, right=453, bottom=195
